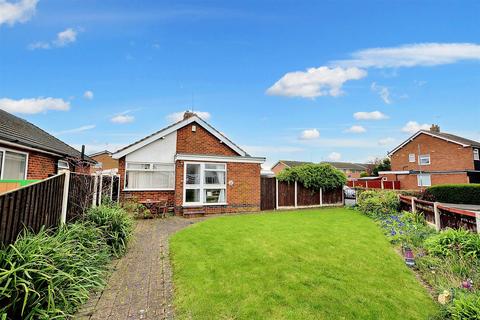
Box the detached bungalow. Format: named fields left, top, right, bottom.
left=0, top=109, right=92, bottom=183
left=112, top=112, right=265, bottom=216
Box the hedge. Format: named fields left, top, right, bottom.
left=424, top=184, right=480, bottom=205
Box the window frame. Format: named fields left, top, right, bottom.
left=408, top=153, right=416, bottom=163
left=474, top=149, right=480, bottom=161
left=124, top=161, right=175, bottom=191
left=0, top=147, right=29, bottom=180
left=57, top=159, right=70, bottom=172
left=418, top=154, right=431, bottom=166
left=183, top=162, right=227, bottom=206
left=417, top=174, right=432, bottom=187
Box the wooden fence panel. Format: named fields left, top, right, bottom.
left=0, top=174, right=65, bottom=245
left=438, top=206, right=477, bottom=232
left=323, top=188, right=343, bottom=204
left=260, top=177, right=276, bottom=210
left=278, top=181, right=295, bottom=207
left=297, top=183, right=320, bottom=206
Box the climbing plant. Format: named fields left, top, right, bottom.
left=276, top=163, right=347, bottom=190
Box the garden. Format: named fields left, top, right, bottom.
left=0, top=202, right=135, bottom=319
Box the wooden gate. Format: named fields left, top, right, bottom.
left=260, top=177, right=276, bottom=210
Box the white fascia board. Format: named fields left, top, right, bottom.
left=378, top=170, right=410, bottom=175
left=388, top=131, right=469, bottom=156
left=112, top=115, right=247, bottom=159
left=175, top=153, right=265, bottom=164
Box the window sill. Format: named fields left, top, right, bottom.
left=183, top=203, right=228, bottom=207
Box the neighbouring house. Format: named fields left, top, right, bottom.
left=271, top=160, right=370, bottom=179
left=0, top=109, right=93, bottom=184
left=89, top=150, right=119, bottom=172
left=112, top=111, right=265, bottom=216
left=379, top=125, right=480, bottom=190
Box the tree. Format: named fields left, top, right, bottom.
left=276, top=163, right=347, bottom=190
left=372, top=158, right=391, bottom=176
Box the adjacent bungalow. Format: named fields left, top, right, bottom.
left=112, top=111, right=265, bottom=216
left=89, top=150, right=119, bottom=172
left=380, top=125, right=480, bottom=189
left=0, top=109, right=93, bottom=184
left=271, top=160, right=371, bottom=179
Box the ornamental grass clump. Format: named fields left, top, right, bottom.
left=86, top=204, right=134, bottom=257
left=0, top=223, right=110, bottom=319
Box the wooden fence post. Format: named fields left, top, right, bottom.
left=476, top=212, right=480, bottom=234
left=294, top=180, right=298, bottom=208
left=365, top=180, right=368, bottom=189
left=411, top=197, right=417, bottom=213
left=275, top=178, right=279, bottom=210
left=433, top=202, right=441, bottom=231
left=92, top=174, right=98, bottom=207
left=381, top=179, right=384, bottom=189
left=60, top=171, right=70, bottom=224
left=320, top=188, right=323, bottom=207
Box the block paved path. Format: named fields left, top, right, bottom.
left=76, top=216, right=205, bottom=320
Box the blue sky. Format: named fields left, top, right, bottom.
left=1, top=0, right=479, bottom=168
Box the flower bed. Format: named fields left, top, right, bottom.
left=357, top=190, right=480, bottom=319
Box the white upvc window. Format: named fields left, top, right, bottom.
left=418, top=154, right=431, bottom=165
left=0, top=148, right=28, bottom=180
left=58, top=159, right=70, bottom=172
left=417, top=174, right=431, bottom=187
left=408, top=153, right=416, bottom=163
left=474, top=149, right=480, bottom=161
left=184, top=162, right=226, bottom=206
left=125, top=162, right=175, bottom=190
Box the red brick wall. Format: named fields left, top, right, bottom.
left=176, top=121, right=240, bottom=156
left=27, top=151, right=57, bottom=179
left=382, top=172, right=469, bottom=190
left=391, top=133, right=475, bottom=172
left=174, top=160, right=261, bottom=215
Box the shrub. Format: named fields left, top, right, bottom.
left=356, top=190, right=400, bottom=218
left=424, top=229, right=480, bottom=259
left=86, top=204, right=134, bottom=257
left=0, top=223, right=110, bottom=319
left=447, top=292, right=480, bottom=320
left=424, top=184, right=480, bottom=205
left=277, top=163, right=346, bottom=190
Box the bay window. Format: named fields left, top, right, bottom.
left=184, top=163, right=226, bottom=205
left=0, top=149, right=28, bottom=180
left=125, top=162, right=174, bottom=190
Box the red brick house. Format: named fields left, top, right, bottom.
left=380, top=125, right=480, bottom=190
left=112, top=112, right=265, bottom=216
left=272, top=160, right=370, bottom=179
left=0, top=109, right=93, bottom=182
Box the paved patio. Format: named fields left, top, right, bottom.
left=75, top=216, right=205, bottom=320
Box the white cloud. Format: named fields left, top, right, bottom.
left=378, top=137, right=395, bottom=146
left=83, top=90, right=94, bottom=100
left=0, top=0, right=38, bottom=26
left=166, top=110, right=211, bottom=123
left=111, top=114, right=134, bottom=124
left=55, top=125, right=96, bottom=135
left=371, top=82, right=391, bottom=104
left=328, top=152, right=341, bottom=161
left=300, top=128, right=320, bottom=140
left=402, top=121, right=430, bottom=134
left=266, top=66, right=367, bottom=98
left=29, top=27, right=78, bottom=50
left=0, top=97, right=70, bottom=114
left=353, top=111, right=388, bottom=121
left=345, top=125, right=366, bottom=133
left=333, top=43, right=480, bottom=69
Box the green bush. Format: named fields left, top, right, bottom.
left=447, top=292, right=480, bottom=320
left=0, top=223, right=110, bottom=319
left=277, top=163, right=346, bottom=190
left=424, top=229, right=480, bottom=259
left=356, top=190, right=400, bottom=218
left=86, top=204, right=134, bottom=257
left=424, top=184, right=480, bottom=205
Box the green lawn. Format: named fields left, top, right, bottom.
left=170, top=208, right=438, bottom=319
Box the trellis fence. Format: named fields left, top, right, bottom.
left=399, top=195, right=480, bottom=233
left=0, top=171, right=120, bottom=245
left=261, top=177, right=344, bottom=211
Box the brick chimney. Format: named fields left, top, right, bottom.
left=430, top=124, right=440, bottom=133
left=183, top=111, right=196, bottom=120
